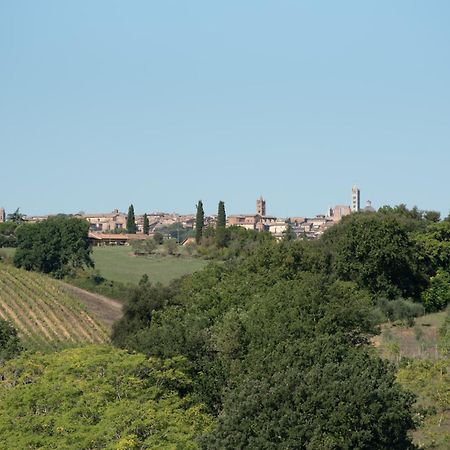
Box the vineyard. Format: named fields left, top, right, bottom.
left=0, top=263, right=109, bottom=351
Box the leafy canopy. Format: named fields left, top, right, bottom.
left=14, top=216, right=93, bottom=277
left=0, top=345, right=213, bottom=449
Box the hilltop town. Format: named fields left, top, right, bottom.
left=0, top=185, right=375, bottom=244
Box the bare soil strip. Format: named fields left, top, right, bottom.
left=59, top=283, right=123, bottom=329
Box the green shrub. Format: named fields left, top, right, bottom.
left=376, top=298, right=424, bottom=325
left=421, top=270, right=450, bottom=312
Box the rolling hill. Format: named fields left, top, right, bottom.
left=0, top=263, right=110, bottom=351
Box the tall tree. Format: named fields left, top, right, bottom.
left=195, top=201, right=204, bottom=244
left=7, top=208, right=25, bottom=223
left=217, top=201, right=226, bottom=228
left=283, top=223, right=296, bottom=241
left=216, top=201, right=227, bottom=247
left=143, top=213, right=150, bottom=235
left=126, top=204, right=137, bottom=234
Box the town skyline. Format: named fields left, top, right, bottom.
left=0, top=187, right=447, bottom=220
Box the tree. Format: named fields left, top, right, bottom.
left=0, top=346, right=213, bottom=449
left=0, top=319, right=22, bottom=362
left=143, top=213, right=150, bottom=235
left=6, top=208, right=25, bottom=223
left=206, top=338, right=416, bottom=450
left=153, top=231, right=164, bottom=245
left=195, top=200, right=204, bottom=244
left=282, top=222, right=296, bottom=241
left=216, top=201, right=227, bottom=248
left=164, top=238, right=178, bottom=255
left=323, top=213, right=427, bottom=299
left=14, top=217, right=93, bottom=277
left=424, top=210, right=441, bottom=223
left=421, top=270, right=450, bottom=312
left=415, top=221, right=450, bottom=273
left=0, top=222, right=18, bottom=247
left=126, top=204, right=137, bottom=234
left=217, top=201, right=226, bottom=228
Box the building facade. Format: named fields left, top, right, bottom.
left=351, top=185, right=360, bottom=213
left=79, top=210, right=127, bottom=232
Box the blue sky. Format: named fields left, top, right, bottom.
left=1, top=1, right=449, bottom=217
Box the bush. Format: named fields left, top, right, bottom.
left=376, top=298, right=425, bottom=326
left=131, top=238, right=157, bottom=256
left=163, top=239, right=178, bottom=256
left=421, top=270, right=450, bottom=312
left=153, top=232, right=164, bottom=245
left=0, top=319, right=22, bottom=362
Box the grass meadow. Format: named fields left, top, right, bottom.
left=91, top=245, right=208, bottom=285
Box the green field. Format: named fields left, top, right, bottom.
left=91, top=246, right=208, bottom=285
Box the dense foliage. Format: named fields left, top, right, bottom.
left=110, top=207, right=450, bottom=447
left=0, top=346, right=213, bottom=449
left=14, top=216, right=93, bottom=277
left=0, top=222, right=18, bottom=248
left=322, top=213, right=426, bottom=299
left=113, top=241, right=418, bottom=447
left=0, top=319, right=22, bottom=362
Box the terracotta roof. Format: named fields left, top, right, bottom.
left=88, top=232, right=147, bottom=240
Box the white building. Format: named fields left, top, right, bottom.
left=351, top=185, right=360, bottom=213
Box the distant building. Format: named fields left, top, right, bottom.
left=363, top=200, right=376, bottom=213
left=269, top=221, right=288, bottom=239
left=228, top=197, right=276, bottom=231
left=256, top=196, right=266, bottom=216
left=79, top=210, right=128, bottom=232
left=88, top=231, right=148, bottom=246
left=0, top=208, right=5, bottom=223
left=328, top=205, right=351, bottom=222
left=351, top=185, right=360, bottom=213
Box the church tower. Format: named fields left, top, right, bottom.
left=256, top=196, right=266, bottom=216
left=0, top=207, right=5, bottom=223
left=351, top=185, right=360, bottom=213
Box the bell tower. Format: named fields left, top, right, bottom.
left=351, top=185, right=360, bottom=213
left=256, top=196, right=266, bottom=216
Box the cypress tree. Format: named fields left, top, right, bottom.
left=195, top=200, right=204, bottom=244
left=127, top=204, right=137, bottom=234
left=217, top=201, right=226, bottom=228
left=143, top=213, right=150, bottom=235
left=283, top=223, right=296, bottom=241
left=216, top=201, right=227, bottom=247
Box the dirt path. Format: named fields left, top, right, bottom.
left=59, top=283, right=123, bottom=329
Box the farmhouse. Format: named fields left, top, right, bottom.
left=88, top=232, right=148, bottom=246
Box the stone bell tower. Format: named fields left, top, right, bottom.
left=351, top=185, right=360, bottom=213
left=256, top=196, right=266, bottom=216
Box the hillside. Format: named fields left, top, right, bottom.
left=0, top=263, right=109, bottom=351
